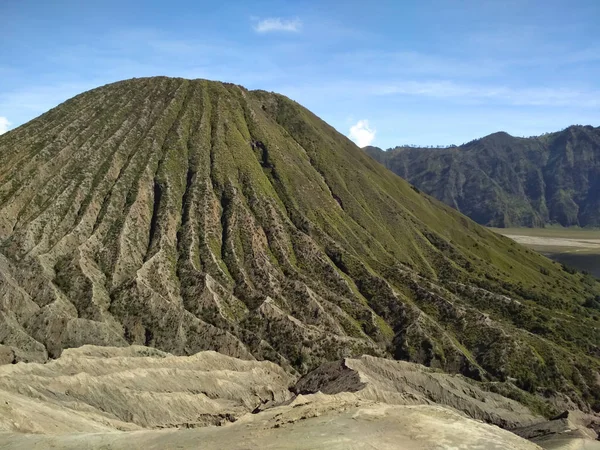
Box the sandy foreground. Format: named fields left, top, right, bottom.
left=0, top=400, right=542, bottom=450
left=0, top=346, right=599, bottom=449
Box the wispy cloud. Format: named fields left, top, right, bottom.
left=348, top=120, right=376, bottom=147
left=0, top=117, right=10, bottom=134
left=373, top=81, right=600, bottom=108
left=253, top=17, right=302, bottom=33
left=331, top=50, right=504, bottom=79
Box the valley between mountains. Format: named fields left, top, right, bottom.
left=0, top=77, right=599, bottom=448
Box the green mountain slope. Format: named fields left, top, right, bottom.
left=0, top=77, right=599, bottom=413
left=366, top=126, right=600, bottom=227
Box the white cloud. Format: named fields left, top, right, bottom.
left=253, top=17, right=302, bottom=33
left=348, top=120, right=376, bottom=147
left=0, top=117, right=10, bottom=134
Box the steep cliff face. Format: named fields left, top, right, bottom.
left=0, top=77, right=598, bottom=411
left=367, top=126, right=600, bottom=227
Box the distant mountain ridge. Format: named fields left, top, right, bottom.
left=366, top=125, right=600, bottom=227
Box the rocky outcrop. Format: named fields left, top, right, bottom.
left=295, top=355, right=541, bottom=429
left=514, top=410, right=600, bottom=447
left=0, top=345, right=294, bottom=433
left=1, top=346, right=543, bottom=434
left=2, top=345, right=599, bottom=449
left=0, top=346, right=544, bottom=449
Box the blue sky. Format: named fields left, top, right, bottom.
left=1, top=0, right=600, bottom=148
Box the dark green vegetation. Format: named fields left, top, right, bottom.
left=0, top=77, right=599, bottom=415
left=366, top=126, right=600, bottom=227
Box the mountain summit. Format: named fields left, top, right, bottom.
left=0, top=77, right=598, bottom=413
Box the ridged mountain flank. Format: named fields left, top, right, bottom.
left=366, top=126, right=600, bottom=227
left=0, top=77, right=599, bottom=413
